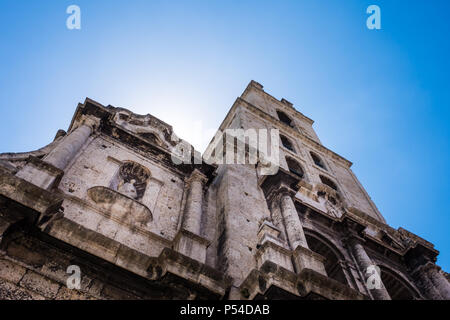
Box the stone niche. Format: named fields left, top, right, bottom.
left=86, top=161, right=155, bottom=229
left=111, top=161, right=151, bottom=201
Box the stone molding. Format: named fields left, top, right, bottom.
left=239, top=260, right=365, bottom=300
left=172, top=228, right=211, bottom=264
left=0, top=168, right=63, bottom=217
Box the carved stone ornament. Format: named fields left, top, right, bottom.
left=113, top=110, right=179, bottom=148
left=88, top=186, right=153, bottom=226
left=317, top=189, right=344, bottom=218
left=118, top=161, right=150, bottom=201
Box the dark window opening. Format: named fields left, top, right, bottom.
left=320, top=175, right=338, bottom=191
left=311, top=152, right=326, bottom=170
left=280, top=135, right=295, bottom=152
left=277, top=110, right=294, bottom=128
left=286, top=157, right=304, bottom=178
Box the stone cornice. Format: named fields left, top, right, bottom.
left=254, top=239, right=292, bottom=260
left=0, top=167, right=63, bottom=217
left=27, top=155, right=65, bottom=177
left=173, top=228, right=211, bottom=247
left=239, top=260, right=365, bottom=300
left=294, top=195, right=438, bottom=263
left=42, top=216, right=231, bottom=298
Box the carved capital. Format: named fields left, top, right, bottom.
left=342, top=233, right=366, bottom=249
left=185, top=169, right=208, bottom=186
left=80, top=115, right=100, bottom=130
left=412, top=261, right=440, bottom=277
left=266, top=184, right=296, bottom=207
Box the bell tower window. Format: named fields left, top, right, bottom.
left=319, top=175, right=338, bottom=191
left=286, top=157, right=304, bottom=179
left=310, top=152, right=326, bottom=170
left=277, top=110, right=295, bottom=128
left=280, top=135, right=295, bottom=153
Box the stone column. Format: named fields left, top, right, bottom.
left=173, top=169, right=209, bottom=263
left=279, top=191, right=308, bottom=250
left=278, top=189, right=326, bottom=276
left=182, top=169, right=207, bottom=235
left=44, top=122, right=93, bottom=170
left=349, top=238, right=391, bottom=300
left=16, top=121, right=95, bottom=189
left=425, top=263, right=450, bottom=299
left=413, top=264, right=443, bottom=300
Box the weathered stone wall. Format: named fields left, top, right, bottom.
left=0, top=229, right=215, bottom=300
left=214, top=164, right=272, bottom=285
left=328, top=161, right=383, bottom=221
left=0, top=81, right=448, bottom=300
left=60, top=134, right=185, bottom=241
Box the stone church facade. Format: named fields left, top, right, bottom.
left=0, top=81, right=448, bottom=300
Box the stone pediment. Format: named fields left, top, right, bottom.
left=112, top=108, right=180, bottom=150
left=87, top=186, right=153, bottom=227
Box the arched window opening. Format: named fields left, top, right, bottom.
left=320, top=175, right=338, bottom=191
left=380, top=267, right=416, bottom=300
left=304, top=233, right=348, bottom=286
left=116, top=161, right=151, bottom=201
left=277, top=110, right=294, bottom=128
left=311, top=152, right=326, bottom=170
left=280, top=135, right=295, bottom=152
left=286, top=157, right=304, bottom=179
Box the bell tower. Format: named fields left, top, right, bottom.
left=207, top=80, right=449, bottom=300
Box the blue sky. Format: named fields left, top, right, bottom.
left=0, top=0, right=449, bottom=270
